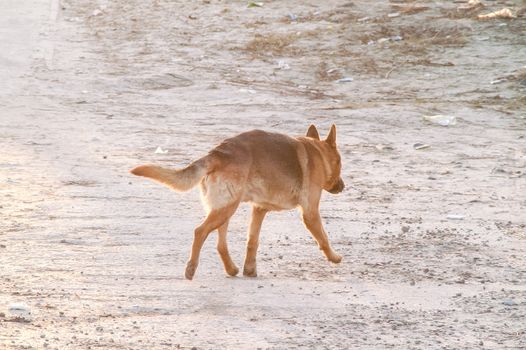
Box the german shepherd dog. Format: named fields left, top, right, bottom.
left=130, top=124, right=344, bottom=280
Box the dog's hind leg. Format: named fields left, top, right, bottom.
left=301, top=209, right=342, bottom=264
left=243, top=206, right=267, bottom=277
left=217, top=220, right=239, bottom=277
left=185, top=201, right=239, bottom=280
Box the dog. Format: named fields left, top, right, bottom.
left=130, top=124, right=344, bottom=280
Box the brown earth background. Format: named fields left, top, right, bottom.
left=1, top=0, right=525, bottom=349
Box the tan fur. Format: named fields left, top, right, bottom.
left=130, top=158, right=207, bottom=192
left=130, top=124, right=345, bottom=280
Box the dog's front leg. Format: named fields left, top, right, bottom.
left=243, top=206, right=267, bottom=277
left=301, top=210, right=342, bottom=264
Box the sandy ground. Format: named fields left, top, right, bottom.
left=1, top=0, right=525, bottom=349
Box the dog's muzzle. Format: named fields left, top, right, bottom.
left=328, top=178, right=345, bottom=194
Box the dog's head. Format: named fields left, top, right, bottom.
left=306, top=124, right=345, bottom=194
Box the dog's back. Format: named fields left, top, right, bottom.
left=203, top=130, right=304, bottom=211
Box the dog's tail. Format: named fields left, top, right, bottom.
left=130, top=157, right=209, bottom=192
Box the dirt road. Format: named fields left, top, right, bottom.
left=1, top=0, right=525, bottom=349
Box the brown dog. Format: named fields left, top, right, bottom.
left=130, top=124, right=344, bottom=280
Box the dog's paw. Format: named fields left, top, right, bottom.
left=329, top=253, right=342, bottom=264
left=185, top=262, right=197, bottom=280
left=243, top=265, right=257, bottom=277
left=226, top=265, right=239, bottom=277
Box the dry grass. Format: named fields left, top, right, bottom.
left=359, top=24, right=467, bottom=47
left=517, top=70, right=526, bottom=81
left=441, top=3, right=485, bottom=20
left=62, top=180, right=98, bottom=187
left=391, top=4, right=430, bottom=15
left=224, top=76, right=342, bottom=100
left=244, top=19, right=268, bottom=28
left=503, top=68, right=526, bottom=82
left=409, top=26, right=467, bottom=46
left=245, top=33, right=298, bottom=56
left=316, top=62, right=343, bottom=82
left=506, top=95, right=526, bottom=111
left=347, top=52, right=381, bottom=74
left=406, top=58, right=455, bottom=67
left=281, top=8, right=358, bottom=24
left=354, top=58, right=381, bottom=74
left=470, top=94, right=525, bottom=114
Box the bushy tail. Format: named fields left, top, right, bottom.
left=130, top=158, right=208, bottom=192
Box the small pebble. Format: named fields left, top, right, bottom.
left=413, top=143, right=430, bottom=150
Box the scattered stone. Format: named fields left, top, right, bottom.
left=477, top=8, right=515, bottom=20
left=423, top=114, right=457, bottom=126
left=413, top=143, right=430, bottom=150
left=502, top=299, right=516, bottom=306
left=336, top=77, right=353, bottom=83
left=376, top=144, right=394, bottom=151
left=8, top=303, right=31, bottom=320
left=447, top=214, right=465, bottom=220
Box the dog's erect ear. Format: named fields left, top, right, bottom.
left=306, top=124, right=320, bottom=140
left=325, top=124, right=337, bottom=146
